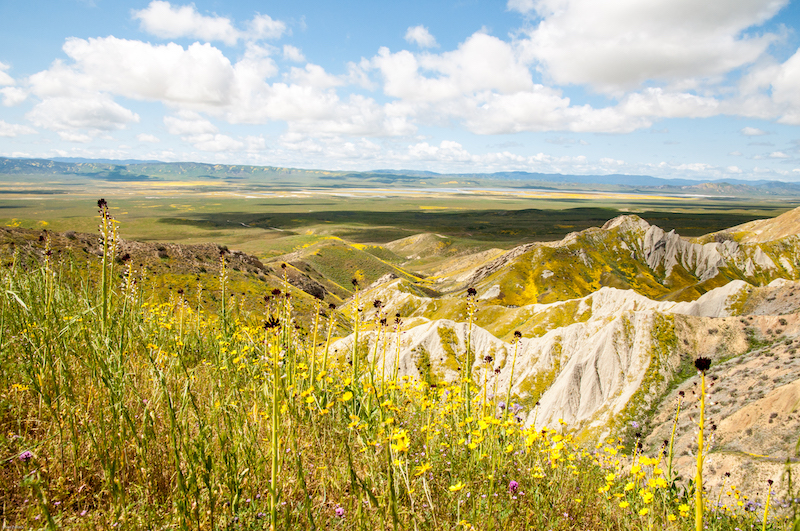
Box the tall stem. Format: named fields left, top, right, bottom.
left=695, top=371, right=705, bottom=531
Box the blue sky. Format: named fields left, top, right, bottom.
left=1, top=0, right=799, bottom=181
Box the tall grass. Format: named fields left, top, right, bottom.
left=0, top=214, right=796, bottom=530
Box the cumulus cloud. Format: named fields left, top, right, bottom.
left=0, top=120, right=36, bottom=137
left=517, top=0, right=788, bottom=91
left=0, top=61, right=14, bottom=86
left=132, top=1, right=286, bottom=45
left=26, top=95, right=139, bottom=132
left=405, top=25, right=438, bottom=48
left=373, top=32, right=534, bottom=103
left=283, top=45, right=305, bottom=62
left=164, top=111, right=217, bottom=135
left=247, top=14, right=287, bottom=40
left=740, top=126, right=768, bottom=135
left=770, top=48, right=800, bottom=124
left=507, top=0, right=536, bottom=13
left=133, top=1, right=240, bottom=45
left=1, top=87, right=27, bottom=106
left=25, top=35, right=408, bottom=139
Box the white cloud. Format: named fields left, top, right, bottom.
left=187, top=133, right=244, bottom=152
left=26, top=95, right=139, bottom=132
left=373, top=32, right=534, bottom=103
left=25, top=36, right=408, bottom=138
left=247, top=14, right=287, bottom=40
left=137, top=133, right=161, bottom=143
left=283, top=45, right=305, bottom=62
left=164, top=111, right=217, bottom=135
left=405, top=26, right=438, bottom=48
left=620, top=88, right=720, bottom=118
left=289, top=64, right=343, bottom=88
left=518, top=0, right=788, bottom=92
left=132, top=2, right=286, bottom=45
left=727, top=165, right=743, bottom=173
left=133, top=1, right=239, bottom=45
left=507, top=0, right=536, bottom=14
left=740, top=126, right=767, bottom=135
left=58, top=131, right=93, bottom=143
left=0, top=120, right=36, bottom=137
left=768, top=151, right=789, bottom=158
left=1, top=87, right=27, bottom=106
left=770, top=48, right=800, bottom=124
left=0, top=61, right=14, bottom=86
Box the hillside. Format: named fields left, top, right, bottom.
left=2, top=206, right=799, bottom=515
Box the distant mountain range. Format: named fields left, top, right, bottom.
left=2, top=156, right=800, bottom=196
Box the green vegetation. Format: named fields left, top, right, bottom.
left=1, top=204, right=796, bottom=530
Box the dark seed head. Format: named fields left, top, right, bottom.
left=97, top=198, right=107, bottom=209
left=694, top=357, right=712, bottom=372
left=514, top=330, right=522, bottom=339
left=351, top=278, right=359, bottom=287
left=467, top=287, right=477, bottom=297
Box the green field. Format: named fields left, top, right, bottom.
left=2, top=171, right=797, bottom=260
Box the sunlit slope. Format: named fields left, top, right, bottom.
left=271, top=237, right=426, bottom=300
left=333, top=278, right=800, bottom=495
left=463, top=213, right=800, bottom=306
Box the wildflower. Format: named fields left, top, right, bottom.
left=414, top=462, right=431, bottom=476
left=19, top=450, right=32, bottom=462
left=638, top=508, right=649, bottom=516
left=508, top=480, right=519, bottom=494
left=335, top=506, right=345, bottom=518
left=449, top=481, right=465, bottom=492
left=619, top=501, right=629, bottom=509
left=340, top=391, right=353, bottom=402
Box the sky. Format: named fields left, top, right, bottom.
left=1, top=0, right=800, bottom=181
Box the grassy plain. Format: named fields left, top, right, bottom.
left=1, top=168, right=797, bottom=260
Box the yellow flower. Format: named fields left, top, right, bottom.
left=340, top=391, right=353, bottom=402
left=605, top=472, right=616, bottom=482
left=678, top=504, right=690, bottom=512
left=624, top=482, right=635, bottom=492
left=449, top=481, right=465, bottom=492
left=668, top=514, right=677, bottom=522
left=619, top=501, right=629, bottom=509
left=414, top=462, right=431, bottom=476
left=505, top=444, right=514, bottom=454
left=638, top=508, right=649, bottom=516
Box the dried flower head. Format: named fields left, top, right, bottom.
left=467, top=287, right=477, bottom=297
left=97, top=198, right=107, bottom=209
left=694, top=357, right=712, bottom=372
left=264, top=316, right=280, bottom=330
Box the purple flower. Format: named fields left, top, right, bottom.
left=19, top=450, right=33, bottom=462
left=508, top=480, right=519, bottom=494
left=335, top=506, right=345, bottom=518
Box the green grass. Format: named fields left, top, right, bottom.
left=0, top=212, right=797, bottom=530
